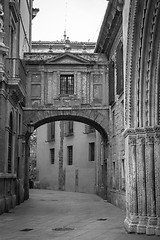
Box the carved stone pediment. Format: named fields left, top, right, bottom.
left=45, top=53, right=91, bottom=65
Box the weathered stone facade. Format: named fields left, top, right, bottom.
left=0, top=0, right=160, bottom=236
left=96, top=0, right=160, bottom=235
left=0, top=0, right=33, bottom=214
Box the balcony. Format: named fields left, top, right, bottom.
left=5, top=58, right=27, bottom=101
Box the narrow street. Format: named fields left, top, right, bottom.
left=0, top=189, right=158, bottom=240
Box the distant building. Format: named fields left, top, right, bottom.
left=36, top=121, right=103, bottom=194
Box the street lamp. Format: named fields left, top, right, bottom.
left=27, top=122, right=34, bottom=134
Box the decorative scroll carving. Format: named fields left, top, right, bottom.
left=129, top=135, right=136, bottom=145
left=137, top=135, right=145, bottom=145
left=145, top=0, right=160, bottom=126
left=125, top=0, right=138, bottom=127
left=154, top=133, right=160, bottom=144
left=145, top=134, right=154, bottom=145
left=136, top=0, right=148, bottom=127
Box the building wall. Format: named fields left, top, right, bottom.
left=36, top=121, right=98, bottom=194
left=0, top=0, right=32, bottom=214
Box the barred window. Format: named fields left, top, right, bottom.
left=50, top=148, right=55, bottom=164
left=60, top=75, right=74, bottom=95
left=67, top=146, right=73, bottom=165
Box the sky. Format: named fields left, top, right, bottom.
left=32, top=0, right=107, bottom=42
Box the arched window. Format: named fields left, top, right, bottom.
left=8, top=112, right=13, bottom=173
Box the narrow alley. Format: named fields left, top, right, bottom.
left=0, top=190, right=158, bottom=240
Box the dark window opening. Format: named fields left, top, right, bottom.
left=50, top=148, right=55, bottom=164
left=89, top=142, right=95, bottom=161
left=8, top=113, right=13, bottom=173
left=60, top=75, right=74, bottom=95
left=109, top=60, right=115, bottom=105
left=47, top=122, right=55, bottom=141
left=116, top=41, right=124, bottom=95
left=67, top=146, right=73, bottom=165
left=65, top=121, right=74, bottom=136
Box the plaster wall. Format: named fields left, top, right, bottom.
left=36, top=121, right=97, bottom=194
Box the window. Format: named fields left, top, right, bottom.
left=84, top=124, right=95, bottom=134
left=121, top=100, right=124, bottom=129
left=67, top=146, right=73, bottom=165
left=50, top=148, right=55, bottom=164
left=47, top=122, right=55, bottom=141
left=93, top=74, right=102, bottom=103
left=89, top=142, right=95, bottom=161
left=31, top=74, right=41, bottom=82
left=121, top=159, right=125, bottom=190
left=112, top=162, right=116, bottom=188
left=112, top=110, right=115, bottom=135
left=108, top=60, right=115, bottom=105
left=65, top=121, right=74, bottom=136
left=31, top=84, right=41, bottom=97
left=8, top=113, right=13, bottom=173
left=116, top=42, right=124, bottom=95
left=60, top=75, right=74, bottom=95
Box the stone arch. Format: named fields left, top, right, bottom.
left=23, top=108, right=109, bottom=141
left=125, top=0, right=160, bottom=128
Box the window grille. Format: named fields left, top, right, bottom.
left=60, top=75, right=74, bottom=95
left=67, top=146, right=73, bottom=165
left=50, top=148, right=55, bottom=164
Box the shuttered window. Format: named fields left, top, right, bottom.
left=116, top=42, right=124, bottom=95
left=47, top=122, right=55, bottom=141
left=108, top=60, right=115, bottom=105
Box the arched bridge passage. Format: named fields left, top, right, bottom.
left=23, top=108, right=109, bottom=141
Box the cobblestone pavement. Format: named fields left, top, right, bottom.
left=0, top=189, right=159, bottom=240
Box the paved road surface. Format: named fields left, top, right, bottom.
left=0, top=189, right=159, bottom=240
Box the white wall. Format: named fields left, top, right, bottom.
left=37, top=121, right=97, bottom=193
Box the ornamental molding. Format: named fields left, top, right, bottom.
left=145, top=134, right=154, bottom=145
left=136, top=135, right=145, bottom=145
left=154, top=133, right=160, bottom=144
left=128, top=135, right=136, bottom=145
left=24, top=52, right=107, bottom=65
left=125, top=0, right=138, bottom=127
left=126, top=0, right=160, bottom=128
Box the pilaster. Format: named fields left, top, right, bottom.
left=154, top=130, right=160, bottom=235
left=145, top=131, right=157, bottom=235
left=124, top=126, right=160, bottom=235
left=136, top=132, right=147, bottom=234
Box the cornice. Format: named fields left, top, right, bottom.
left=95, top=0, right=123, bottom=54
left=123, top=125, right=160, bottom=138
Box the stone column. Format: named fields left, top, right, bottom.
left=129, top=135, right=138, bottom=227
left=136, top=134, right=147, bottom=234
left=145, top=133, right=157, bottom=235
left=154, top=132, right=160, bottom=236
left=124, top=133, right=138, bottom=232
